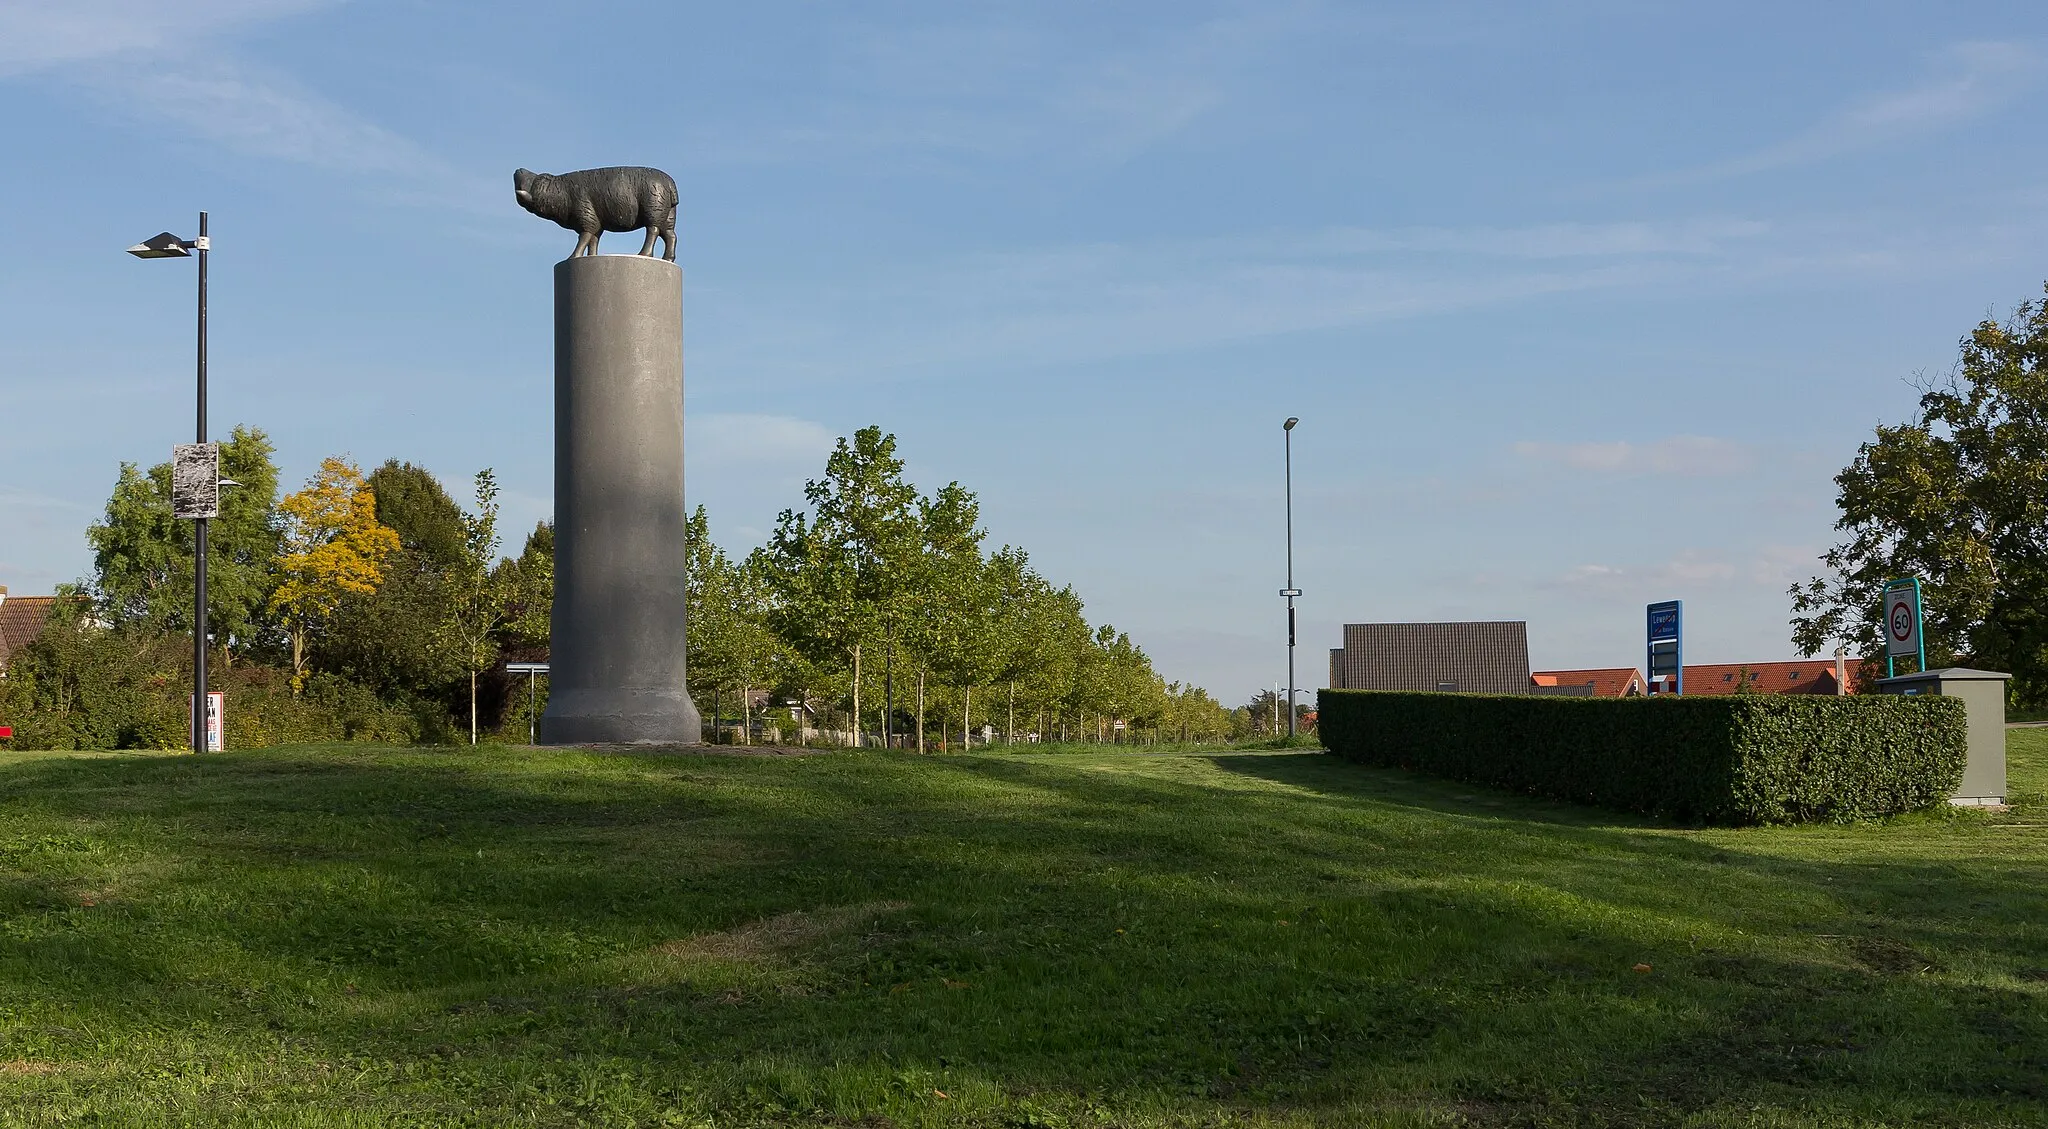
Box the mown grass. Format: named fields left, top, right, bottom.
left=0, top=733, right=2043, bottom=1127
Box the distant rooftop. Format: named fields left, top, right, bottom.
left=1533, top=667, right=1645, bottom=698
left=1331, top=621, right=1531, bottom=694
left=0, top=591, right=62, bottom=671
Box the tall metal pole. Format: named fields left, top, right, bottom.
left=1284, top=421, right=1296, bottom=739
left=193, top=211, right=210, bottom=754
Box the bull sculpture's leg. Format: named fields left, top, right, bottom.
left=639, top=226, right=658, bottom=256
left=659, top=212, right=677, bottom=262
left=573, top=231, right=595, bottom=257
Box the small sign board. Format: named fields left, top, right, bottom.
left=0, top=727, right=13, bottom=740
left=188, top=691, right=224, bottom=751
left=171, top=443, right=220, bottom=520
left=1883, top=578, right=1924, bottom=674
left=1646, top=600, right=1683, bottom=695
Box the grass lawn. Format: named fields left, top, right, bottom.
left=0, top=734, right=2043, bottom=1127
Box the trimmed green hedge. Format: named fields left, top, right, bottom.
left=1317, top=689, right=1966, bottom=823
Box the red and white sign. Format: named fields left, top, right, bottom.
left=188, top=692, right=225, bottom=751
left=0, top=727, right=13, bottom=740
left=1885, top=584, right=1922, bottom=659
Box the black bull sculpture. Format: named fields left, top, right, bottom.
left=514, top=166, right=678, bottom=261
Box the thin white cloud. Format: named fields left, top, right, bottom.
left=703, top=221, right=1739, bottom=382
left=1645, top=41, right=2041, bottom=184
left=700, top=199, right=2048, bottom=386
left=2, top=0, right=486, bottom=209
left=0, top=0, right=330, bottom=76
left=1312, top=219, right=1771, bottom=259
left=1546, top=550, right=1738, bottom=592
left=689, top=4, right=1309, bottom=166
left=1512, top=437, right=1754, bottom=477
left=1545, top=546, right=1817, bottom=596
left=0, top=488, right=92, bottom=513
left=686, top=413, right=836, bottom=469
left=79, top=59, right=435, bottom=178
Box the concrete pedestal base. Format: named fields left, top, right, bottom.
left=537, top=254, right=702, bottom=745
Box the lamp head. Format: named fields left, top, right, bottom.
left=127, top=232, right=191, bottom=259
left=1283, top=417, right=1298, bottom=431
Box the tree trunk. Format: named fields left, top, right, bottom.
left=1007, top=681, right=1015, bottom=744
left=851, top=643, right=862, bottom=748
left=741, top=684, right=751, bottom=746
left=470, top=669, right=478, bottom=745
left=916, top=668, right=926, bottom=754
left=713, top=686, right=721, bottom=743
left=963, top=685, right=971, bottom=750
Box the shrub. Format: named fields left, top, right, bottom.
left=1316, top=690, right=1966, bottom=823
left=0, top=619, right=422, bottom=752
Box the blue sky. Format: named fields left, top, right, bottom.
left=2, top=1, right=2045, bottom=703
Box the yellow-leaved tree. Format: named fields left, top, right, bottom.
left=272, top=457, right=400, bottom=692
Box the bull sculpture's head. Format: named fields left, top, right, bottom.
left=513, top=168, right=538, bottom=210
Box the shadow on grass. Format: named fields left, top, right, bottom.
left=0, top=746, right=2042, bottom=1126
left=1205, top=749, right=1659, bottom=828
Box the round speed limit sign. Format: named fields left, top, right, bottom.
left=1885, top=584, right=1921, bottom=657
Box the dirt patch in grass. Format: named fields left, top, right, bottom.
left=657, top=900, right=911, bottom=962
left=1851, top=936, right=1940, bottom=974
left=0, top=1061, right=61, bottom=1076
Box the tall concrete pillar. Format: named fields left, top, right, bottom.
left=538, top=254, right=702, bottom=745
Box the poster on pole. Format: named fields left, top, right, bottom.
left=1884, top=579, right=1923, bottom=666
left=189, top=692, right=225, bottom=751
left=1646, top=600, right=1683, bottom=695
left=171, top=443, right=220, bottom=520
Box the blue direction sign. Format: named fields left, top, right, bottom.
left=1647, top=600, right=1683, bottom=695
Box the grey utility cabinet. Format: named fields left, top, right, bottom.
left=1873, top=667, right=2010, bottom=806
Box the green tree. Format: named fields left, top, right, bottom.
left=1791, top=286, right=2048, bottom=705
left=272, top=458, right=400, bottom=692
left=320, top=462, right=468, bottom=709
left=907, top=481, right=996, bottom=749
left=760, top=426, right=921, bottom=745
left=982, top=547, right=1068, bottom=743
left=497, top=521, right=554, bottom=650
left=450, top=469, right=505, bottom=745
left=366, top=460, right=467, bottom=570
left=87, top=425, right=281, bottom=659
left=687, top=507, right=783, bottom=743
left=1084, top=625, right=1161, bottom=742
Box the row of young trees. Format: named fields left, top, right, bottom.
left=7, top=424, right=1240, bottom=747
left=692, top=426, right=1236, bottom=747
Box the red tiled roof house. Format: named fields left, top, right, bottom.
left=1531, top=667, right=1646, bottom=697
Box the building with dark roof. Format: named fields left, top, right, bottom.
left=1328, top=621, right=1531, bottom=694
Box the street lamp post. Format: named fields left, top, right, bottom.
left=1280, top=417, right=1301, bottom=739
left=129, top=214, right=210, bottom=753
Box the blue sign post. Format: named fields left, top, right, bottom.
left=1647, top=600, right=1683, bottom=695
